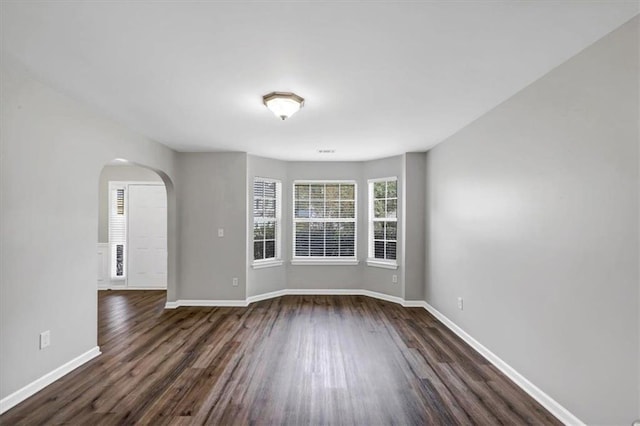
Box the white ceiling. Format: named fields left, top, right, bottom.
left=1, top=1, right=638, bottom=161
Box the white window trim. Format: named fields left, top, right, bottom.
left=291, top=180, right=358, bottom=263
left=251, top=259, right=284, bottom=269
left=291, top=258, right=359, bottom=266
left=367, top=176, right=398, bottom=268
left=366, top=258, right=398, bottom=270
left=251, top=177, right=282, bottom=266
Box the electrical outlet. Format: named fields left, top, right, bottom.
left=218, top=228, right=224, bottom=237
left=40, top=330, right=50, bottom=349
left=232, top=277, right=238, bottom=287
left=392, top=274, right=398, bottom=283
left=457, top=297, right=464, bottom=310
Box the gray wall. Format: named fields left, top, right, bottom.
left=97, top=165, right=162, bottom=243
left=404, top=153, right=426, bottom=301
left=173, top=154, right=413, bottom=301
left=175, top=152, right=247, bottom=301
left=0, top=61, right=177, bottom=400
left=247, top=155, right=288, bottom=297
left=424, top=17, right=639, bottom=425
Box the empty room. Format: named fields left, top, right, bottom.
left=0, top=1, right=638, bottom=425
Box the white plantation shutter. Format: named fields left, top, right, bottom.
left=253, top=178, right=281, bottom=261
left=293, top=181, right=356, bottom=258
left=109, top=183, right=127, bottom=279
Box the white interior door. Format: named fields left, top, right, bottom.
left=127, top=184, right=167, bottom=289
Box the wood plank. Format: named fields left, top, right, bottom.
left=0, top=290, right=562, bottom=425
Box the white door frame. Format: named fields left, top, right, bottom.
left=100, top=181, right=166, bottom=290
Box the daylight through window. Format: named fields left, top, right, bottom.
left=253, top=178, right=281, bottom=262
left=369, top=178, right=397, bottom=262
left=293, top=182, right=356, bottom=258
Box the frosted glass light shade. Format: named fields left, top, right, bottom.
left=263, top=92, right=304, bottom=120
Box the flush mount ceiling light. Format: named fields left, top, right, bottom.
left=263, top=92, right=304, bottom=120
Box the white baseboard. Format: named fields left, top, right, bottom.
left=121, top=287, right=168, bottom=290
left=402, top=300, right=427, bottom=308
left=246, top=289, right=288, bottom=304
left=360, top=289, right=405, bottom=305
left=99, top=287, right=167, bottom=291
left=164, top=299, right=247, bottom=309
left=281, top=288, right=405, bottom=305
left=167, top=289, right=405, bottom=309
left=422, top=302, right=584, bottom=426
left=284, top=288, right=363, bottom=296
left=0, top=346, right=101, bottom=415
left=164, top=301, right=179, bottom=309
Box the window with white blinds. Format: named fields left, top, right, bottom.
left=368, top=177, right=398, bottom=266
left=108, top=183, right=127, bottom=279
left=293, top=181, right=357, bottom=260
left=253, top=178, right=281, bottom=263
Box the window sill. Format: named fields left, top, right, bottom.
left=366, top=259, right=398, bottom=270
left=291, top=258, right=360, bottom=266
left=251, top=259, right=284, bottom=269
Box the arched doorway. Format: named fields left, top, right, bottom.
left=98, top=158, right=177, bottom=301
left=96, top=158, right=176, bottom=301
left=94, top=158, right=177, bottom=373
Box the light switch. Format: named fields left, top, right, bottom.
left=218, top=228, right=224, bottom=237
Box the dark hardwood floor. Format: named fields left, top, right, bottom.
left=1, top=291, right=561, bottom=425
